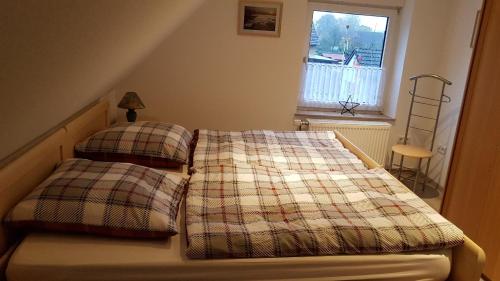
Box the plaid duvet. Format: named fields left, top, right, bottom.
left=6, top=159, right=187, bottom=238
left=186, top=164, right=463, bottom=258
left=75, top=121, right=192, bottom=164
left=192, top=130, right=367, bottom=171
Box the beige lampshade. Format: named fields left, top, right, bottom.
left=118, top=92, right=145, bottom=109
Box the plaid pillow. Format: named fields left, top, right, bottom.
left=75, top=122, right=192, bottom=168
left=5, top=159, right=187, bottom=238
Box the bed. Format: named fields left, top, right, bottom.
left=0, top=100, right=485, bottom=281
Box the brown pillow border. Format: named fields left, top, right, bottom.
left=188, top=129, right=200, bottom=171
left=6, top=221, right=174, bottom=239
left=75, top=151, right=183, bottom=169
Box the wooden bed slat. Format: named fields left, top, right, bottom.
left=0, top=99, right=109, bottom=260
left=334, top=130, right=382, bottom=169
left=0, top=128, right=65, bottom=255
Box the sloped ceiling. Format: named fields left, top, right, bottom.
left=0, top=0, right=204, bottom=161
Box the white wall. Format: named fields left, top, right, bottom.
left=115, top=0, right=409, bottom=129
left=0, top=0, right=204, bottom=162
left=113, top=0, right=479, bottom=189
left=2, top=0, right=478, bottom=190
left=115, top=0, right=308, bottom=131
left=387, top=0, right=450, bottom=160
left=111, top=0, right=480, bottom=190
left=387, top=0, right=482, bottom=187
left=382, top=0, right=414, bottom=118
left=433, top=0, right=483, bottom=186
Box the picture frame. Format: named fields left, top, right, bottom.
left=238, top=1, right=283, bottom=37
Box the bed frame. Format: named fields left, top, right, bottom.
left=0, top=99, right=109, bottom=278
left=0, top=100, right=485, bottom=281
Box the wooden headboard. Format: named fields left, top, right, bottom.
left=0, top=100, right=109, bottom=260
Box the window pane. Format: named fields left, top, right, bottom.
left=302, top=11, right=389, bottom=111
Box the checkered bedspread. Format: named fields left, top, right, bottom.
left=186, top=164, right=463, bottom=258
left=192, top=130, right=367, bottom=171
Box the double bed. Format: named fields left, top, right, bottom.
left=0, top=100, right=485, bottom=281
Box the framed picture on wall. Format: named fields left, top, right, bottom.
left=238, top=1, right=283, bottom=37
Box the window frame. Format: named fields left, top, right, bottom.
left=299, top=2, right=399, bottom=113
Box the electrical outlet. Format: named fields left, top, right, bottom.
left=437, top=145, right=447, bottom=155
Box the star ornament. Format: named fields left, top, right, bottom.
left=339, top=96, right=360, bottom=116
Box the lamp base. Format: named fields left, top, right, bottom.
left=126, top=109, right=137, bottom=122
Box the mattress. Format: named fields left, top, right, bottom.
left=7, top=234, right=453, bottom=281
left=6, top=206, right=453, bottom=281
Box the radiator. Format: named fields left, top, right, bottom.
left=301, top=119, right=392, bottom=165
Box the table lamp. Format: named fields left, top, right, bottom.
left=118, top=92, right=145, bottom=122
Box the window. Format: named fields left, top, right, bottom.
left=300, top=4, right=396, bottom=112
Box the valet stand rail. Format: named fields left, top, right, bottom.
left=390, top=74, right=452, bottom=191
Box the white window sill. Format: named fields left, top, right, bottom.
left=295, top=107, right=395, bottom=122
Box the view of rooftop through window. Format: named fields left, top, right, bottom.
left=308, top=11, right=388, bottom=67
left=301, top=11, right=390, bottom=110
